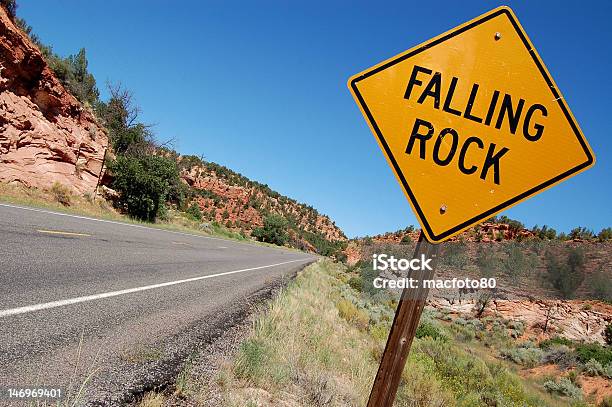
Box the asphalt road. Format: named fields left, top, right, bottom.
left=0, top=203, right=315, bottom=405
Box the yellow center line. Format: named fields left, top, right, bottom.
left=37, top=229, right=91, bottom=237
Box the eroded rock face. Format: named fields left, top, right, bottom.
left=181, top=165, right=346, bottom=250
left=0, top=8, right=107, bottom=194
left=430, top=298, right=612, bottom=344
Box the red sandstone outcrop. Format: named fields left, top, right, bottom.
left=181, top=165, right=346, bottom=247
left=0, top=8, right=107, bottom=194
left=430, top=297, right=612, bottom=344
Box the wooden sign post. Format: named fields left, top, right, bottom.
left=367, top=232, right=438, bottom=407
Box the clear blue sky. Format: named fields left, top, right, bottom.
left=18, top=1, right=611, bottom=238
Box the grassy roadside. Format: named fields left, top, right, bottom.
left=213, top=259, right=549, bottom=407
left=138, top=259, right=597, bottom=407
left=0, top=182, right=278, bottom=247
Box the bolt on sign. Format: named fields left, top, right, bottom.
left=348, top=6, right=595, bottom=243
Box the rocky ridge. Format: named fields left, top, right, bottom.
left=181, top=163, right=346, bottom=249
left=0, top=7, right=107, bottom=194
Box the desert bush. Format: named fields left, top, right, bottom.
left=50, top=182, right=71, bottom=206
left=396, top=357, right=455, bottom=406
left=604, top=363, right=612, bottom=379
left=506, top=320, right=526, bottom=338
left=500, top=343, right=543, bottom=367
left=541, top=345, right=576, bottom=369
left=583, top=358, right=604, bottom=376
left=543, top=377, right=582, bottom=399
left=415, top=337, right=543, bottom=405
left=252, top=214, right=288, bottom=246
left=449, top=322, right=476, bottom=342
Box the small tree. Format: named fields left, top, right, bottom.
left=186, top=202, right=202, bottom=221
left=605, top=323, right=612, bottom=346
left=252, top=214, right=288, bottom=246
left=545, top=248, right=585, bottom=299
left=0, top=0, right=17, bottom=19
left=474, top=289, right=497, bottom=318
left=569, top=226, right=594, bottom=240
left=108, top=155, right=179, bottom=221
left=542, top=301, right=560, bottom=333
left=598, top=227, right=612, bottom=242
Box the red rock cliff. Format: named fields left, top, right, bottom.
left=0, top=7, right=107, bottom=194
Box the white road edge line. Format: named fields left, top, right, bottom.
left=0, top=258, right=311, bottom=318
left=0, top=202, right=232, bottom=243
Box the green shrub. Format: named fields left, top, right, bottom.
left=186, top=202, right=202, bottom=221
left=347, top=276, right=363, bottom=292
left=598, top=227, right=612, bottom=242
left=507, top=320, right=526, bottom=338
left=575, top=343, right=612, bottom=365
left=108, top=154, right=179, bottom=221
left=605, top=323, right=612, bottom=346
left=583, top=358, right=604, bottom=376
left=539, top=336, right=574, bottom=349
left=252, top=214, right=288, bottom=246
left=414, top=337, right=544, bottom=406
left=416, top=320, right=447, bottom=341
left=50, top=182, right=71, bottom=206
left=543, top=377, right=582, bottom=399
left=450, top=322, right=476, bottom=342
left=400, top=234, right=412, bottom=244
left=545, top=247, right=585, bottom=298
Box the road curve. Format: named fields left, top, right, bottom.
left=0, top=203, right=315, bottom=405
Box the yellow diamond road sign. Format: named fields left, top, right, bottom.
left=348, top=6, right=595, bottom=243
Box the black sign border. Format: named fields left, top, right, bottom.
left=350, top=7, right=594, bottom=242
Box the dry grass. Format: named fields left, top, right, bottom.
left=0, top=181, right=118, bottom=219
left=137, top=392, right=166, bottom=407
left=219, top=259, right=378, bottom=406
